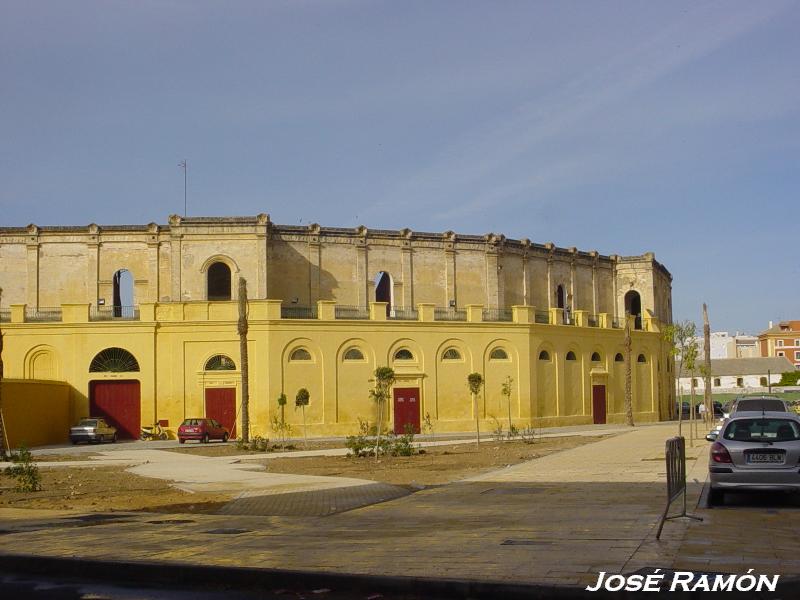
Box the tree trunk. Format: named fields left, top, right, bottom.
left=237, top=278, right=250, bottom=443
left=624, top=316, right=634, bottom=426
left=0, top=287, right=7, bottom=460
left=302, top=405, right=307, bottom=449
left=507, top=393, right=512, bottom=435
left=474, top=392, right=481, bottom=448
left=374, top=399, right=383, bottom=461
left=703, top=303, right=712, bottom=425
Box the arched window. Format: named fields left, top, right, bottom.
left=375, top=271, right=393, bottom=316
left=538, top=350, right=550, bottom=361
left=205, top=355, right=236, bottom=370
left=289, top=348, right=312, bottom=361
left=591, top=352, right=602, bottom=362
left=624, top=290, right=642, bottom=330
left=112, top=269, right=134, bottom=316
left=442, top=348, right=461, bottom=360
left=489, top=348, right=509, bottom=360
left=556, top=285, right=565, bottom=309
left=614, top=353, right=624, bottom=362
left=566, top=351, right=577, bottom=361
left=208, top=262, right=232, bottom=301
left=343, top=347, right=365, bottom=361
left=394, top=348, right=414, bottom=361
left=89, top=347, right=140, bottom=372
left=637, top=354, right=647, bottom=363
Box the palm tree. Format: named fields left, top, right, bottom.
left=468, top=372, right=484, bottom=447
left=370, top=367, right=395, bottom=461
left=237, top=277, right=250, bottom=442
left=0, top=287, right=7, bottom=460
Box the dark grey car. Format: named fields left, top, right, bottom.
left=70, top=418, right=117, bottom=444
left=708, top=411, right=800, bottom=505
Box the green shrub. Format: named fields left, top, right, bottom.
left=4, top=445, right=41, bottom=492
left=777, top=371, right=800, bottom=386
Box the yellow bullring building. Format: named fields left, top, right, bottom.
left=0, top=215, right=675, bottom=443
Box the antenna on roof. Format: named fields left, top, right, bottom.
left=178, top=160, right=188, bottom=217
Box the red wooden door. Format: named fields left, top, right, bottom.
left=89, top=380, right=141, bottom=439
left=393, top=387, right=421, bottom=434
left=205, top=388, right=237, bottom=438
left=592, top=385, right=607, bottom=425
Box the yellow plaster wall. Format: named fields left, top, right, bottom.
left=1, top=379, right=72, bottom=447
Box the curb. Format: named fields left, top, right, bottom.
left=0, top=553, right=612, bottom=599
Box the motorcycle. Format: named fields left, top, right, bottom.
left=140, top=422, right=168, bottom=441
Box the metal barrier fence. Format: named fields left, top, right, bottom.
left=656, top=436, right=702, bottom=539
left=534, top=310, right=550, bottom=324
left=0, top=309, right=10, bottom=323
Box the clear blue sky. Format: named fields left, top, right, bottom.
left=2, top=1, right=798, bottom=334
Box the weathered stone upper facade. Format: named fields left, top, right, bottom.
left=0, top=214, right=672, bottom=323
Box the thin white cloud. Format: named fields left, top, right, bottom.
left=370, top=1, right=793, bottom=217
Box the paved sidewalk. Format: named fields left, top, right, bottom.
left=3, top=422, right=797, bottom=593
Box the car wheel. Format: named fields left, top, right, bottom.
left=222, top=433, right=229, bottom=443
left=112, top=433, right=117, bottom=443
left=709, top=487, right=724, bottom=507
left=179, top=438, right=186, bottom=444
left=71, top=439, right=78, bottom=445
left=202, top=433, right=209, bottom=444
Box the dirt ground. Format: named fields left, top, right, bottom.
left=1, top=434, right=610, bottom=513
left=260, top=435, right=612, bottom=486
left=0, top=466, right=233, bottom=514
left=164, top=439, right=345, bottom=456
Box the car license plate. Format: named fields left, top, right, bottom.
left=746, top=453, right=784, bottom=464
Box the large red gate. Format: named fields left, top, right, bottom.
left=89, top=380, right=141, bottom=439
left=205, top=388, right=237, bottom=438
left=393, top=387, right=421, bottom=434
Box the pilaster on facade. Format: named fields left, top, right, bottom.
left=484, top=233, right=504, bottom=309
left=25, top=224, right=40, bottom=308
left=308, top=223, right=322, bottom=305
left=168, top=215, right=183, bottom=302
left=521, top=238, right=531, bottom=306
left=569, top=247, right=577, bottom=310
left=86, top=223, right=101, bottom=306
left=590, top=251, right=599, bottom=315
left=256, top=213, right=269, bottom=299
left=146, top=222, right=160, bottom=303
left=400, top=229, right=414, bottom=309
left=444, top=231, right=457, bottom=307
left=356, top=226, right=369, bottom=307
left=545, top=242, right=555, bottom=310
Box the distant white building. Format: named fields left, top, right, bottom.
left=677, top=357, right=792, bottom=394
left=692, top=331, right=759, bottom=359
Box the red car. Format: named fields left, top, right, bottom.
left=178, top=418, right=230, bottom=443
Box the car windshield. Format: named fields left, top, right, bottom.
left=734, top=399, right=786, bottom=412
left=723, top=418, right=800, bottom=442
left=77, top=419, right=97, bottom=426
left=181, top=419, right=203, bottom=426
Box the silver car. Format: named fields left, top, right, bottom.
left=708, top=411, right=800, bottom=505
left=706, top=396, right=791, bottom=441
left=70, top=417, right=118, bottom=444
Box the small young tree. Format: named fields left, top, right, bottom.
left=663, top=320, right=697, bottom=438
left=468, top=372, right=484, bottom=448
left=295, top=388, right=310, bottom=449
left=277, top=393, right=287, bottom=427
left=370, top=366, right=395, bottom=461
left=624, top=317, right=634, bottom=427
left=501, top=376, right=514, bottom=435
